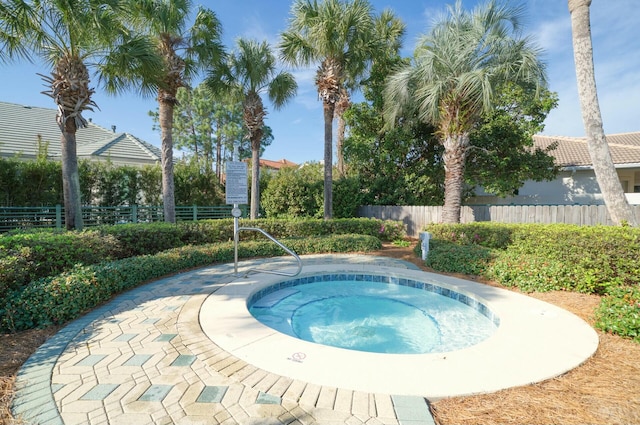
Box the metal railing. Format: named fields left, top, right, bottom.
left=0, top=205, right=247, bottom=232
left=233, top=226, right=302, bottom=278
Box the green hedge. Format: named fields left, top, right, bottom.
left=425, top=223, right=640, bottom=295
left=424, top=223, right=640, bottom=342
left=0, top=218, right=405, bottom=297
left=0, top=234, right=381, bottom=332
left=0, top=230, right=122, bottom=294
left=95, top=218, right=404, bottom=255
left=425, top=240, right=493, bottom=276
left=425, top=222, right=515, bottom=249
left=595, top=286, right=640, bottom=342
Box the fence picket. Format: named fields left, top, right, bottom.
left=0, top=205, right=246, bottom=233
left=358, top=204, right=640, bottom=237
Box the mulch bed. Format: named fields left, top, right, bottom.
left=1, top=243, right=638, bottom=425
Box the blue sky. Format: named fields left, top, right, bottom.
left=1, top=0, right=638, bottom=164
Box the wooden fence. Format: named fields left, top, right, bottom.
left=358, top=204, right=640, bottom=237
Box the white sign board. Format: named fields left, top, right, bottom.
left=225, top=161, right=248, bottom=205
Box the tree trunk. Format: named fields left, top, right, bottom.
left=216, top=118, right=223, bottom=184
left=159, top=94, right=176, bottom=223
left=61, top=119, right=83, bottom=231
left=334, top=88, right=350, bottom=178
left=336, top=113, right=346, bottom=177
left=251, top=131, right=262, bottom=220
left=569, top=0, right=637, bottom=226
left=250, top=143, right=260, bottom=219
left=323, top=101, right=335, bottom=220
left=441, top=133, right=469, bottom=223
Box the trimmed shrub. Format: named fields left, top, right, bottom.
left=1, top=217, right=404, bottom=302
left=595, top=286, right=640, bottom=342
left=488, top=250, right=573, bottom=292
left=0, top=230, right=121, bottom=293
left=95, top=222, right=186, bottom=257
left=423, top=223, right=640, bottom=342
left=425, top=223, right=640, bottom=295
left=425, top=240, right=493, bottom=276
left=425, top=222, right=514, bottom=249
left=234, top=218, right=405, bottom=242
left=0, top=234, right=381, bottom=332
left=492, top=225, right=639, bottom=294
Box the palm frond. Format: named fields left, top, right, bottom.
left=97, top=34, right=164, bottom=97
left=187, top=7, right=225, bottom=71
left=387, top=0, right=547, bottom=134
left=269, top=72, right=298, bottom=110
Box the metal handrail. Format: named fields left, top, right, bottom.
left=233, top=226, right=302, bottom=277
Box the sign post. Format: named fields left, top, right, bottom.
left=226, top=145, right=247, bottom=275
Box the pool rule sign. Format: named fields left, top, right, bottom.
left=228, top=160, right=247, bottom=274
left=225, top=161, right=248, bottom=206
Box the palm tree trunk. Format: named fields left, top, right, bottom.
left=334, top=89, right=350, bottom=178
left=569, top=0, right=637, bottom=226
left=61, top=120, right=83, bottom=231
left=441, top=133, right=469, bottom=223
left=159, top=95, right=176, bottom=223
left=323, top=101, right=334, bottom=219
left=336, top=113, right=346, bottom=177
left=250, top=142, right=260, bottom=219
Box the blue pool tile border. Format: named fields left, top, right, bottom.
left=247, top=273, right=500, bottom=327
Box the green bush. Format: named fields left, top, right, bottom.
left=425, top=223, right=640, bottom=295
left=260, top=162, right=365, bottom=219
left=425, top=222, right=514, bottom=249
left=423, top=223, right=640, bottom=342
left=1, top=154, right=223, bottom=208
left=235, top=218, right=405, bottom=242
left=0, top=218, right=403, bottom=304
left=595, top=286, right=640, bottom=342
left=333, top=176, right=365, bottom=218
left=0, top=234, right=381, bottom=332
left=425, top=240, right=493, bottom=276
left=261, top=164, right=323, bottom=218
left=488, top=250, right=573, bottom=292
left=95, top=222, right=187, bottom=257
left=493, top=225, right=639, bottom=294
left=0, top=230, right=121, bottom=293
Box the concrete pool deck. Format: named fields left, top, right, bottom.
left=202, top=263, right=598, bottom=399
left=12, top=254, right=598, bottom=425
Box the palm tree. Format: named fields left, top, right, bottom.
left=0, top=0, right=162, bottom=230
left=568, top=0, right=637, bottom=226
left=384, top=0, right=547, bottom=223
left=280, top=0, right=376, bottom=219
left=207, top=38, right=297, bottom=219
left=129, top=0, right=225, bottom=223
left=334, top=9, right=406, bottom=178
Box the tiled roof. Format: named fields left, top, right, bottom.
left=258, top=158, right=298, bottom=170
left=533, top=132, right=640, bottom=168
left=0, top=101, right=161, bottom=166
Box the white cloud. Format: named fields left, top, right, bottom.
left=532, top=17, right=572, bottom=56
left=235, top=15, right=279, bottom=46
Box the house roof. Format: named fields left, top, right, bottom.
left=533, top=132, right=640, bottom=168
left=258, top=158, right=298, bottom=170
left=0, top=101, right=161, bottom=166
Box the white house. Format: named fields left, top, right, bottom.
left=468, top=132, right=640, bottom=206
left=0, top=101, right=161, bottom=167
